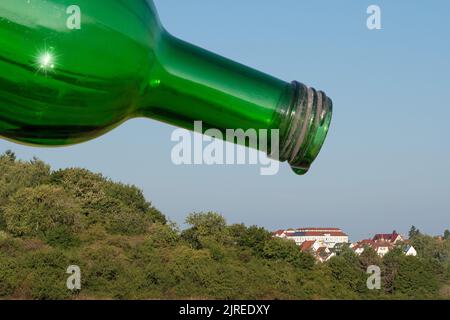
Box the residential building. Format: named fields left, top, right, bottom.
left=373, top=232, right=404, bottom=244
left=403, top=245, right=418, bottom=256
left=299, top=240, right=335, bottom=262
left=274, top=227, right=349, bottom=249
left=372, top=241, right=394, bottom=257
left=274, top=228, right=418, bottom=261
left=351, top=232, right=417, bottom=257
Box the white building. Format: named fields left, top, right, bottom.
left=299, top=240, right=336, bottom=262
left=274, top=228, right=349, bottom=249
left=351, top=232, right=418, bottom=258
left=404, top=245, right=418, bottom=256
left=373, top=242, right=394, bottom=257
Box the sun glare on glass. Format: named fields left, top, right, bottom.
left=35, top=48, right=57, bottom=75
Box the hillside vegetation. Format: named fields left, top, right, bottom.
left=0, top=151, right=449, bottom=300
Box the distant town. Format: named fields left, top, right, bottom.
left=273, top=228, right=418, bottom=262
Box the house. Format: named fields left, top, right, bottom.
left=299, top=240, right=335, bottom=262
left=299, top=240, right=316, bottom=252
left=353, top=246, right=365, bottom=255
left=316, top=247, right=336, bottom=263
left=276, top=228, right=349, bottom=248
left=274, top=228, right=419, bottom=261
left=373, top=232, right=403, bottom=244
left=372, top=241, right=394, bottom=257
left=351, top=239, right=375, bottom=255
left=403, top=245, right=418, bottom=256
left=351, top=239, right=394, bottom=257
left=273, top=230, right=286, bottom=238
left=351, top=232, right=417, bottom=258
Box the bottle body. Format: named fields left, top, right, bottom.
left=0, top=0, right=332, bottom=174
left=0, top=0, right=160, bottom=145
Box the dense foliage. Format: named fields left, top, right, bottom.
left=0, top=151, right=449, bottom=300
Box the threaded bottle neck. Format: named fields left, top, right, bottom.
left=278, top=81, right=333, bottom=175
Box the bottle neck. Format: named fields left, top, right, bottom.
left=139, top=32, right=332, bottom=174
left=140, top=32, right=290, bottom=132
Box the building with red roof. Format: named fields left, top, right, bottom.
left=351, top=232, right=415, bottom=257
left=373, top=232, right=403, bottom=244
left=272, top=227, right=349, bottom=249
left=299, top=240, right=316, bottom=252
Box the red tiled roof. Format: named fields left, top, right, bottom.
left=373, top=233, right=400, bottom=242
left=299, top=241, right=315, bottom=252
left=352, top=239, right=375, bottom=250
left=316, top=247, right=331, bottom=258
left=302, top=231, right=348, bottom=237
left=353, top=239, right=394, bottom=251
left=272, top=230, right=285, bottom=236
left=272, top=228, right=348, bottom=238
left=298, top=228, right=342, bottom=231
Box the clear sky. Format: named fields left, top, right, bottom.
left=1, top=0, right=449, bottom=241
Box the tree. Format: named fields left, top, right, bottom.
left=2, top=185, right=82, bottom=237
left=359, top=246, right=382, bottom=270
left=2, top=151, right=450, bottom=300
left=0, top=154, right=51, bottom=229
left=146, top=223, right=180, bottom=248
left=382, top=247, right=404, bottom=294
left=182, top=212, right=229, bottom=249
left=0, top=154, right=51, bottom=204
left=103, top=181, right=166, bottom=224
left=51, top=168, right=165, bottom=234
left=230, top=225, right=272, bottom=256
left=262, top=238, right=315, bottom=270
left=393, top=256, right=439, bottom=297
left=3, top=150, right=16, bottom=161
left=336, top=244, right=359, bottom=265
left=409, top=226, right=421, bottom=239
left=327, top=256, right=367, bottom=293
left=444, top=229, right=450, bottom=240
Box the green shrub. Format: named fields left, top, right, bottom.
left=23, top=250, right=72, bottom=300
left=51, top=168, right=166, bottom=235
left=44, top=226, right=80, bottom=249
left=0, top=257, right=19, bottom=297
left=1, top=153, right=449, bottom=300
left=2, top=185, right=82, bottom=237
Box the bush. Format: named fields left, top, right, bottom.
left=0, top=257, right=19, bottom=297
left=392, top=256, right=439, bottom=297
left=44, top=226, right=80, bottom=249
left=327, top=256, right=367, bottom=294
left=0, top=155, right=51, bottom=230
left=51, top=168, right=166, bottom=235
left=2, top=185, right=82, bottom=237
left=1, top=153, right=449, bottom=300
left=23, top=250, right=72, bottom=300
left=182, top=212, right=230, bottom=249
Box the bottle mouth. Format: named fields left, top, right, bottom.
left=279, top=81, right=333, bottom=175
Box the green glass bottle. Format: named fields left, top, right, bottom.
left=0, top=0, right=332, bottom=174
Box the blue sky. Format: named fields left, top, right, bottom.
left=1, top=0, right=449, bottom=241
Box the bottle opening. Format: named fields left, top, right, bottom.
left=279, top=81, right=333, bottom=175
